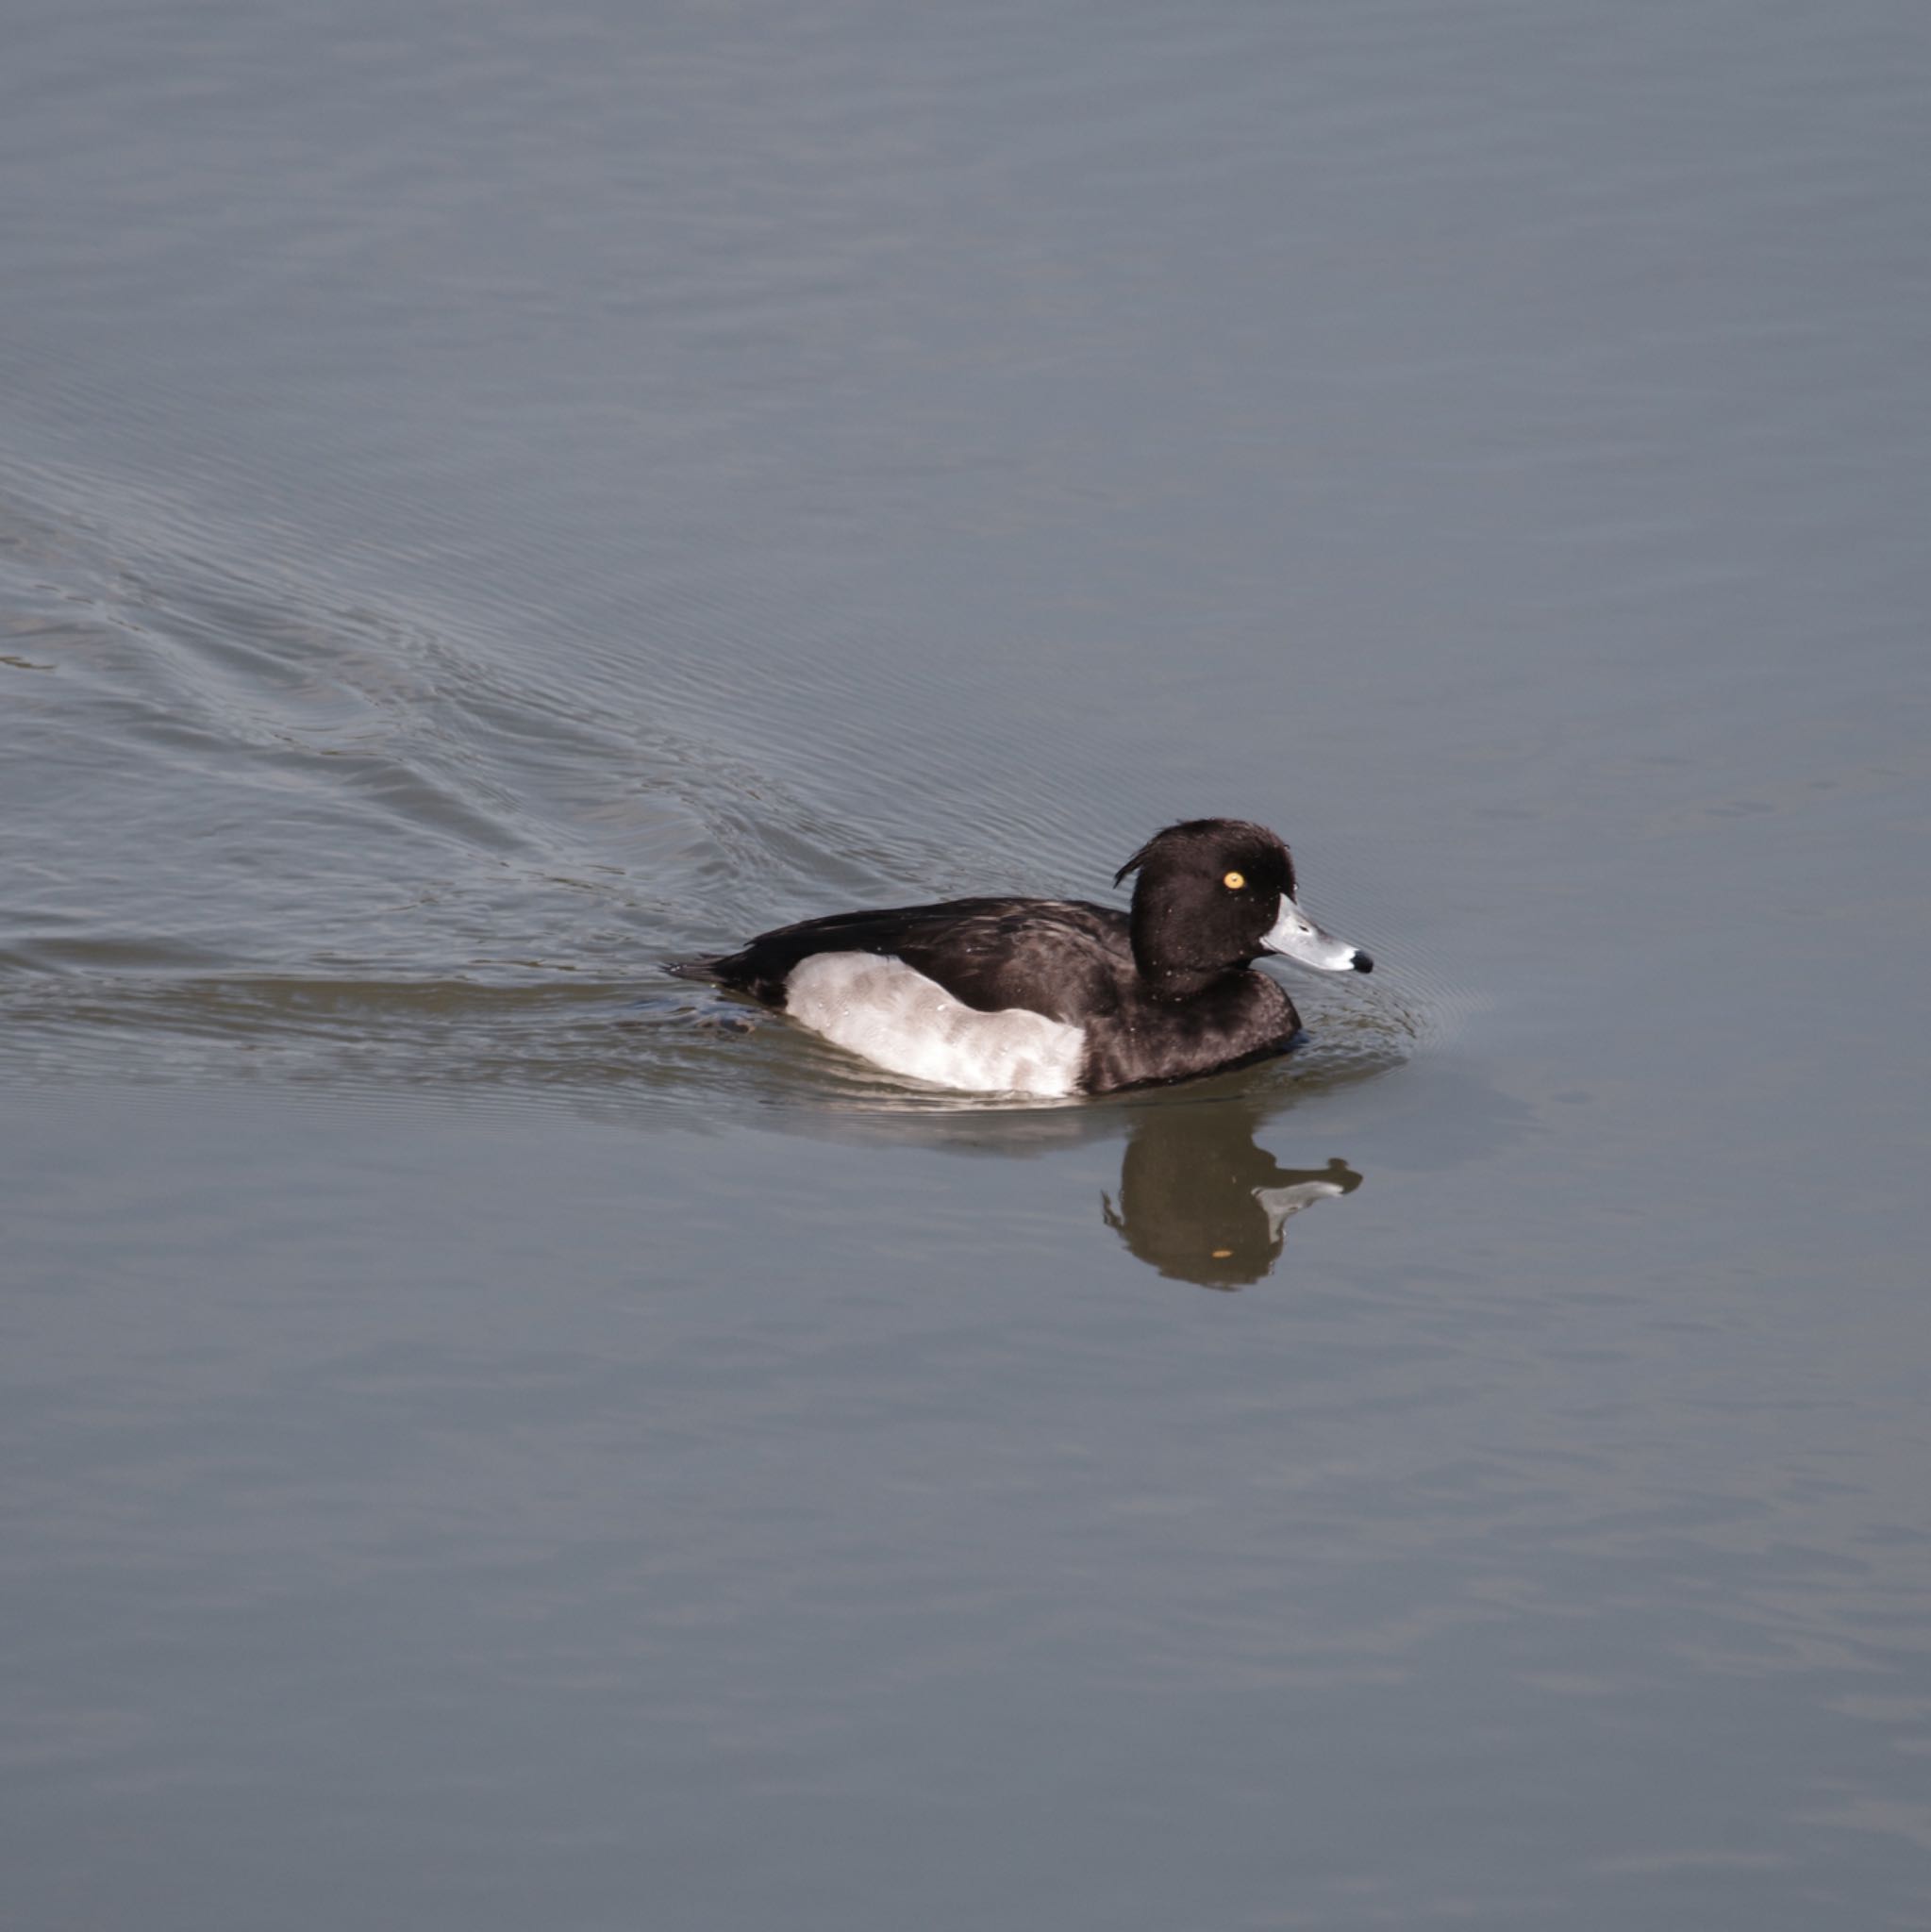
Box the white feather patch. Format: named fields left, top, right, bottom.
left=784, top=952, right=1086, bottom=1096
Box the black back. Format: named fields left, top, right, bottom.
left=684, top=897, right=1134, bottom=1021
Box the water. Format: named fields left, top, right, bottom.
left=4, top=1, right=1929, bottom=1924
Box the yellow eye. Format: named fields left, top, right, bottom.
left=1223, top=870, right=1245, bottom=891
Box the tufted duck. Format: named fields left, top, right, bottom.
left=670, top=818, right=1373, bottom=1096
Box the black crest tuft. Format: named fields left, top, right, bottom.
left=1113, top=819, right=1295, bottom=899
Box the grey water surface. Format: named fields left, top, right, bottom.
left=4, top=1, right=1929, bottom=1926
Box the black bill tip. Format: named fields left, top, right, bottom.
left=1352, top=951, right=1374, bottom=974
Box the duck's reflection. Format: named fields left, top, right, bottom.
left=612, top=999, right=1375, bottom=1290
left=1100, top=1096, right=1361, bottom=1289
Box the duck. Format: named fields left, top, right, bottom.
left=669, top=818, right=1372, bottom=1097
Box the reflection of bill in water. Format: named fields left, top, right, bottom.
left=1101, top=1096, right=1362, bottom=1290
left=1254, top=1172, right=1357, bottom=1241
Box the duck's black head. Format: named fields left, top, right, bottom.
left=1115, top=818, right=1372, bottom=996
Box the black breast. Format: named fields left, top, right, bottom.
left=1078, top=973, right=1302, bottom=1093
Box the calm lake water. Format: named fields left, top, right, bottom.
left=4, top=1, right=1928, bottom=1925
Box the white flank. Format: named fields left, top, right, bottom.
left=784, top=952, right=1085, bottom=1096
